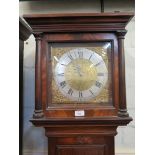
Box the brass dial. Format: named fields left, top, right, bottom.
left=54, top=48, right=108, bottom=102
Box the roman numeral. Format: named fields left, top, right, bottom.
left=94, top=61, right=102, bottom=67
left=89, top=53, right=93, bottom=60
left=79, top=91, right=83, bottom=98
left=97, top=73, right=104, bottom=76
left=68, top=88, right=73, bottom=95
left=60, top=63, right=67, bottom=66
left=89, top=90, right=95, bottom=96
left=95, top=81, right=102, bottom=88
left=59, top=81, right=66, bottom=88
left=57, top=73, right=64, bottom=76
left=68, top=53, right=74, bottom=60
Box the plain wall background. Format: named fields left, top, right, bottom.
left=19, top=0, right=135, bottom=155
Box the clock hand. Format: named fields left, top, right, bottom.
left=74, top=63, right=82, bottom=77
left=77, top=68, right=82, bottom=77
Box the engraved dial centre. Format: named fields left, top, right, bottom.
left=65, top=59, right=97, bottom=91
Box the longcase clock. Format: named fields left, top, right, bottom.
left=24, top=13, right=134, bottom=155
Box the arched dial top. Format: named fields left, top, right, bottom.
left=54, top=48, right=108, bottom=102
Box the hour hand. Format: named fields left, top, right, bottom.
left=74, top=64, right=82, bottom=76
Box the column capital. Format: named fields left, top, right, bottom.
left=33, top=32, right=43, bottom=40
left=116, top=30, right=127, bottom=39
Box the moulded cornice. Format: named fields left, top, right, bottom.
left=23, top=13, right=134, bottom=33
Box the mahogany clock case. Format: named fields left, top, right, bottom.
left=23, top=13, right=134, bottom=155
left=23, top=13, right=134, bottom=120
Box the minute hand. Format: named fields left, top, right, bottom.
left=74, top=64, right=82, bottom=76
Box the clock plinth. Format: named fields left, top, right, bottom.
left=24, top=13, right=134, bottom=155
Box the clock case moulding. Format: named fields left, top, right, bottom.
left=23, top=13, right=134, bottom=155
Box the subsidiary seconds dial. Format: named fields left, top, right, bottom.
left=54, top=48, right=108, bottom=102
